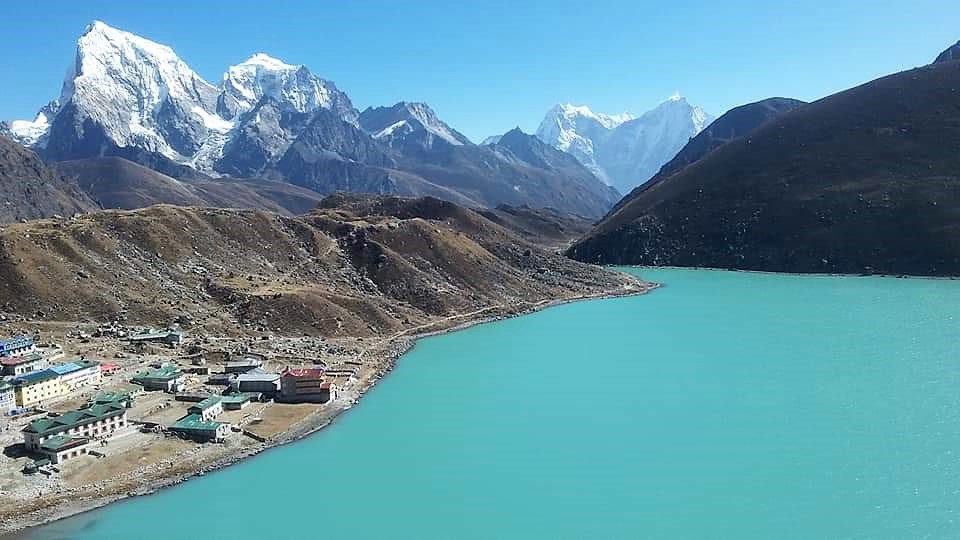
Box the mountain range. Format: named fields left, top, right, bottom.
left=569, top=43, right=960, bottom=276
left=531, top=96, right=712, bottom=192
left=2, top=21, right=618, bottom=219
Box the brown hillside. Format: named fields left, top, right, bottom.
left=0, top=195, right=642, bottom=337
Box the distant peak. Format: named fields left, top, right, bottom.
left=76, top=20, right=179, bottom=62
left=556, top=103, right=596, bottom=117
left=81, top=20, right=141, bottom=43
left=238, top=53, right=298, bottom=71
left=84, top=20, right=111, bottom=34
left=667, top=91, right=685, bottom=102
left=551, top=103, right=634, bottom=129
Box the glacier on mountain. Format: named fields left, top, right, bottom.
left=535, top=96, right=712, bottom=191
left=7, top=21, right=357, bottom=176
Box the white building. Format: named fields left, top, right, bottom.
left=233, top=368, right=281, bottom=394
left=0, top=336, right=36, bottom=358
left=0, top=382, right=15, bottom=414
left=49, top=360, right=102, bottom=392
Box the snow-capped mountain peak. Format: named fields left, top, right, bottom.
left=7, top=100, right=59, bottom=147
left=66, top=20, right=217, bottom=108
left=221, top=53, right=357, bottom=122
left=3, top=21, right=362, bottom=175
left=44, top=19, right=223, bottom=162
left=358, top=102, right=471, bottom=149
left=242, top=53, right=297, bottom=71
left=552, top=103, right=634, bottom=130
left=535, top=96, right=713, bottom=191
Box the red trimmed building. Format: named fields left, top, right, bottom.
left=279, top=367, right=335, bottom=403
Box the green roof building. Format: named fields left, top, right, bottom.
left=169, top=414, right=229, bottom=442
left=22, top=401, right=129, bottom=451
left=187, top=396, right=223, bottom=421
left=131, top=364, right=184, bottom=392
left=36, top=435, right=91, bottom=464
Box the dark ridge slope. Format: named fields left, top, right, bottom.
left=54, top=156, right=329, bottom=215
left=607, top=97, right=806, bottom=216
left=569, top=59, right=960, bottom=276
left=0, top=135, right=98, bottom=223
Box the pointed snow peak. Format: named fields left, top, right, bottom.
left=70, top=19, right=213, bottom=102
left=394, top=102, right=444, bottom=125
left=53, top=21, right=223, bottom=162
left=358, top=101, right=470, bottom=147
left=76, top=20, right=181, bottom=66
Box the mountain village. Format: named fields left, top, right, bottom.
left=0, top=323, right=362, bottom=485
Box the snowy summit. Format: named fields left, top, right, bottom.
left=535, top=96, right=712, bottom=191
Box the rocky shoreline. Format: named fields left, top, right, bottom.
left=0, top=280, right=655, bottom=536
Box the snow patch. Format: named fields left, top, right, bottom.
left=9, top=112, right=50, bottom=147
left=192, top=106, right=234, bottom=132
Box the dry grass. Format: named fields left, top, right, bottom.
left=244, top=403, right=321, bottom=440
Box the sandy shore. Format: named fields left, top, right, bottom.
left=0, top=280, right=656, bottom=536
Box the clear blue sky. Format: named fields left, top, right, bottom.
left=2, top=1, right=958, bottom=141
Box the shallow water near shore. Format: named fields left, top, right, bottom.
left=14, top=268, right=960, bottom=539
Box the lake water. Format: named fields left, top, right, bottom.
left=14, top=268, right=960, bottom=539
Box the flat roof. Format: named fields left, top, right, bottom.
left=49, top=360, right=99, bottom=376
left=0, top=336, right=33, bottom=348
left=171, top=414, right=225, bottom=431
left=282, top=367, right=325, bottom=378
left=190, top=396, right=223, bottom=411
left=1, top=353, right=44, bottom=366
left=237, top=369, right=280, bottom=382
left=220, top=393, right=254, bottom=404
left=126, top=331, right=183, bottom=341
left=40, top=435, right=89, bottom=452
left=13, top=369, right=58, bottom=385
left=132, top=364, right=183, bottom=381
left=226, top=359, right=262, bottom=366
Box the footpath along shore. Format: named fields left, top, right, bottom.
left=0, top=279, right=657, bottom=536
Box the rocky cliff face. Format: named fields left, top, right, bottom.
left=0, top=135, right=98, bottom=224
left=359, top=102, right=471, bottom=154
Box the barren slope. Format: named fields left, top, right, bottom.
left=0, top=135, right=98, bottom=223
left=0, top=194, right=642, bottom=337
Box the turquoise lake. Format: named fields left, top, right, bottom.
left=14, top=268, right=960, bottom=539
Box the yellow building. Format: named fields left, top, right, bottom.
left=13, top=370, right=67, bottom=408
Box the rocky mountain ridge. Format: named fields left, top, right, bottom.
left=6, top=21, right=618, bottom=219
